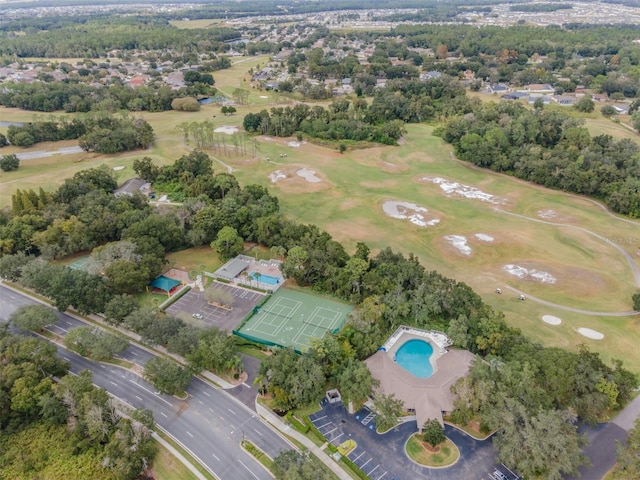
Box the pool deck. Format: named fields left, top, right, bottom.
left=366, top=328, right=474, bottom=428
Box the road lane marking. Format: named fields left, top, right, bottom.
left=198, top=400, right=203, bottom=405
left=203, top=391, right=211, bottom=397
left=135, top=395, right=142, bottom=401
left=186, top=431, right=194, bottom=438
left=160, top=412, right=168, bottom=418
left=110, top=381, right=118, bottom=386
left=212, top=453, right=221, bottom=461
left=238, top=460, right=260, bottom=480
left=253, top=428, right=263, bottom=436
left=228, top=408, right=236, bottom=415
left=99, top=365, right=106, bottom=369
left=130, top=351, right=138, bottom=356
left=65, top=321, right=72, bottom=326
left=127, top=379, right=173, bottom=406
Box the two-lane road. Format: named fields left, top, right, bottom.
left=0, top=284, right=294, bottom=480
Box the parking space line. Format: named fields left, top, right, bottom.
left=361, top=458, right=372, bottom=468
left=316, top=421, right=332, bottom=429
left=331, top=432, right=344, bottom=442
left=353, top=452, right=366, bottom=462
left=325, top=427, right=338, bottom=435
left=314, top=415, right=327, bottom=421
left=368, top=464, right=379, bottom=476
left=376, top=471, right=387, bottom=480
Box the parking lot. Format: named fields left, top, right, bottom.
left=488, top=465, right=520, bottom=480
left=310, top=405, right=393, bottom=480
left=166, top=282, right=264, bottom=332
left=308, top=400, right=501, bottom=480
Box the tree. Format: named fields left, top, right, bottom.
left=631, top=111, right=640, bottom=133
left=9, top=304, right=57, bottom=333
left=0, top=154, right=19, bottom=172
left=272, top=450, right=334, bottom=480
left=171, top=97, right=200, bottom=112
left=635, top=293, right=640, bottom=312
left=232, top=88, right=250, bottom=105
left=104, top=294, right=138, bottom=325
left=334, top=358, right=377, bottom=407
left=374, top=393, right=404, bottom=431
left=615, top=417, right=640, bottom=479
left=575, top=95, right=595, bottom=113
left=422, top=419, right=446, bottom=447
left=0, top=252, right=33, bottom=281
left=205, top=287, right=234, bottom=308
left=601, top=105, right=617, bottom=117
left=143, top=357, right=192, bottom=395
left=63, top=326, right=128, bottom=361
left=211, top=226, right=244, bottom=261
left=186, top=327, right=240, bottom=374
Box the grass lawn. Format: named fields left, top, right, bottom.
left=405, top=435, right=459, bottom=467
left=166, top=246, right=222, bottom=278
left=3, top=57, right=640, bottom=374
left=152, top=442, right=199, bottom=480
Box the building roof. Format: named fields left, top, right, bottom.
left=214, top=257, right=250, bottom=279
left=114, top=178, right=149, bottom=197
left=149, top=275, right=182, bottom=292
left=365, top=334, right=474, bottom=427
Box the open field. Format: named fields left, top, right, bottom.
left=152, top=443, right=199, bottom=480
left=2, top=56, right=640, bottom=371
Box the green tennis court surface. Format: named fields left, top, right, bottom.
left=235, top=289, right=353, bottom=352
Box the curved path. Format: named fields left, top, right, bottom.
left=495, top=207, right=640, bottom=288
left=504, top=285, right=638, bottom=317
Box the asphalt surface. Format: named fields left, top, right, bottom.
left=310, top=401, right=498, bottom=480
left=568, top=393, right=640, bottom=480
left=0, top=284, right=293, bottom=480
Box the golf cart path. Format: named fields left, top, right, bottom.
left=504, top=286, right=639, bottom=317
left=496, top=208, right=640, bottom=288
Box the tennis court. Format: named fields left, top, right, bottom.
left=235, top=289, right=353, bottom=352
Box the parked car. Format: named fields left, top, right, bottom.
left=192, top=313, right=203, bottom=319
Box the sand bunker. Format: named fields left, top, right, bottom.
left=259, top=95, right=269, bottom=98
left=538, top=209, right=557, bottom=220
left=475, top=233, right=494, bottom=242
left=542, top=315, right=562, bottom=326
left=578, top=328, right=604, bottom=340
left=113, top=166, right=125, bottom=171
left=269, top=170, right=286, bottom=183
left=214, top=126, right=238, bottom=135
left=296, top=168, right=322, bottom=183
left=288, top=141, right=301, bottom=147
left=503, top=264, right=557, bottom=284
left=444, top=235, right=472, bottom=255
left=382, top=201, right=440, bottom=228
left=421, top=177, right=504, bottom=204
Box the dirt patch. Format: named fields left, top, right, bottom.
left=269, top=170, right=287, bottom=183
left=378, top=160, right=409, bottom=173
left=214, top=126, right=238, bottom=135
left=296, top=168, right=322, bottom=183
left=382, top=200, right=440, bottom=227
left=360, top=179, right=398, bottom=189
left=339, top=199, right=359, bottom=210
left=418, top=176, right=506, bottom=205
left=444, top=235, right=472, bottom=256
left=503, top=264, right=557, bottom=284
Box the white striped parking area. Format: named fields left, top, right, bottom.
left=309, top=411, right=387, bottom=480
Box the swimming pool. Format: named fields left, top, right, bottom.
left=249, top=271, right=280, bottom=286
left=394, top=339, right=434, bottom=378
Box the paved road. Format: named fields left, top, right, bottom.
left=568, top=394, right=640, bottom=480
left=0, top=284, right=294, bottom=480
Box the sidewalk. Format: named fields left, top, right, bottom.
left=255, top=401, right=351, bottom=480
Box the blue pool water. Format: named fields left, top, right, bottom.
left=394, top=339, right=434, bottom=378
left=250, top=271, right=280, bottom=286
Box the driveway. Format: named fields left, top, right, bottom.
left=309, top=401, right=498, bottom=480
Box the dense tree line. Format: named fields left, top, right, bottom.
left=243, top=101, right=406, bottom=145
left=0, top=81, right=202, bottom=113
left=0, top=327, right=156, bottom=479
left=0, top=16, right=239, bottom=58
left=437, top=101, right=640, bottom=217
left=6, top=113, right=154, bottom=153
